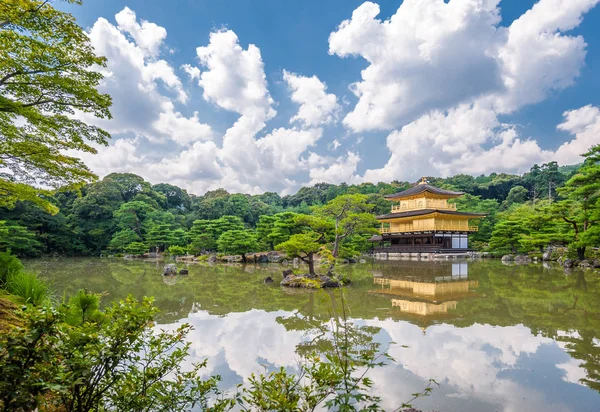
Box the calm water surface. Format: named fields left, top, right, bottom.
left=24, top=258, right=600, bottom=412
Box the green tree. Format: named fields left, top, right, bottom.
left=113, top=201, right=155, bottom=237
left=488, top=214, right=528, bottom=254
left=125, top=241, right=147, bottom=256
left=0, top=220, right=41, bottom=256
left=316, top=194, right=378, bottom=258
left=217, top=229, right=258, bottom=262
left=145, top=223, right=175, bottom=252
left=108, top=229, right=141, bottom=252
left=0, top=0, right=112, bottom=213
left=276, top=233, right=323, bottom=276
left=556, top=145, right=600, bottom=260
left=502, top=185, right=529, bottom=209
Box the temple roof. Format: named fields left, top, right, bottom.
left=384, top=184, right=463, bottom=199
left=376, top=209, right=486, bottom=220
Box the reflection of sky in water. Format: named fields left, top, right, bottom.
left=158, top=310, right=600, bottom=412
left=27, top=257, right=600, bottom=411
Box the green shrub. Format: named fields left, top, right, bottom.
left=125, top=242, right=147, bottom=255
left=167, top=245, right=186, bottom=256
left=0, top=251, right=24, bottom=285
left=196, top=254, right=209, bottom=262
left=5, top=271, right=50, bottom=306
left=64, top=289, right=103, bottom=326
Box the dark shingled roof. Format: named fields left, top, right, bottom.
left=385, top=184, right=463, bottom=199
left=376, top=209, right=486, bottom=220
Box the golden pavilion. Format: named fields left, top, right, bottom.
left=372, top=179, right=485, bottom=253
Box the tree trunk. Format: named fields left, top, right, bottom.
left=332, top=235, right=340, bottom=258
left=577, top=247, right=586, bottom=261
left=307, top=252, right=315, bottom=276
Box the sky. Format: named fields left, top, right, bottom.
left=63, top=0, right=600, bottom=196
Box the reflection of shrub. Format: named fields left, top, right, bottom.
left=0, top=251, right=23, bottom=285
left=125, top=242, right=147, bottom=255
left=167, top=245, right=186, bottom=256
left=5, top=271, right=50, bottom=306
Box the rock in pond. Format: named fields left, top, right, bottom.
left=282, top=269, right=294, bottom=279
left=179, top=269, right=189, bottom=275
left=563, top=258, right=575, bottom=268
left=264, top=276, right=274, bottom=283
left=280, top=273, right=342, bottom=289
left=501, top=254, right=514, bottom=262
left=208, top=254, right=217, bottom=263
left=163, top=264, right=177, bottom=275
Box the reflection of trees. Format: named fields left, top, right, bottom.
left=26, top=258, right=600, bottom=394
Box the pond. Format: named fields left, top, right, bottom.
left=24, top=258, right=600, bottom=412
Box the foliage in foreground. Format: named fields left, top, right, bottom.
left=0, top=289, right=432, bottom=412
left=0, top=294, right=230, bottom=412
left=4, top=271, right=50, bottom=306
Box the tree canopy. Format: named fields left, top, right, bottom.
left=0, top=0, right=112, bottom=213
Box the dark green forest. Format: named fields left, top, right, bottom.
left=2, top=155, right=598, bottom=260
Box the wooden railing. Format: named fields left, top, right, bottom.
left=391, top=199, right=457, bottom=213
left=379, top=224, right=478, bottom=234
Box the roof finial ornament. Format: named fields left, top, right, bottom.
left=418, top=177, right=428, bottom=185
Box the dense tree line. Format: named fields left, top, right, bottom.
left=1, top=153, right=596, bottom=259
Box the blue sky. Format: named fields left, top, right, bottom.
left=64, top=0, right=600, bottom=195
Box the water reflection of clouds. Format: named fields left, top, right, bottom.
left=158, top=310, right=599, bottom=411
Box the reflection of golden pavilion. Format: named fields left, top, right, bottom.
left=370, top=261, right=478, bottom=320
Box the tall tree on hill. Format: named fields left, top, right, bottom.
left=316, top=194, right=378, bottom=259
left=0, top=0, right=112, bottom=213
left=556, top=145, right=600, bottom=260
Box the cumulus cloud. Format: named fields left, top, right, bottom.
left=283, top=70, right=340, bottom=126
left=360, top=103, right=600, bottom=183
left=72, top=2, right=600, bottom=195
left=309, top=151, right=361, bottom=185
left=329, top=0, right=599, bottom=132
left=195, top=30, right=275, bottom=120
left=329, top=0, right=504, bottom=132
left=115, top=7, right=166, bottom=56
left=83, top=9, right=210, bottom=145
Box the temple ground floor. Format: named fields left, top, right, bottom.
left=370, top=232, right=471, bottom=254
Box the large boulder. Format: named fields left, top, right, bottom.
left=256, top=254, right=269, bottom=263
left=208, top=254, right=217, bottom=263
left=267, top=251, right=284, bottom=263
left=514, top=255, right=531, bottom=263
left=542, top=252, right=551, bottom=261
left=501, top=254, right=515, bottom=262
left=163, top=264, right=177, bottom=275
left=282, top=269, right=294, bottom=279
left=563, top=258, right=574, bottom=268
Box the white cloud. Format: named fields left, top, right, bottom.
left=361, top=103, right=600, bottom=183
left=195, top=30, right=275, bottom=120
left=329, top=0, right=504, bottom=132
left=181, top=64, right=201, bottom=81
left=152, top=102, right=214, bottom=146
left=115, top=7, right=166, bottom=56
left=329, top=0, right=599, bottom=132
left=83, top=9, right=210, bottom=146
left=555, top=104, right=600, bottom=164
left=309, top=151, right=361, bottom=184
left=283, top=70, right=339, bottom=126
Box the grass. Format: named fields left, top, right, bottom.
left=5, top=271, right=51, bottom=306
